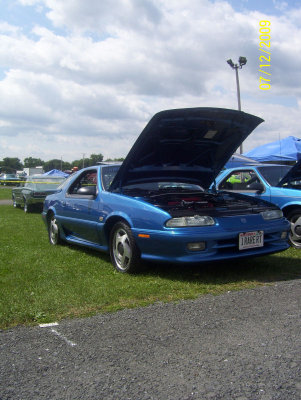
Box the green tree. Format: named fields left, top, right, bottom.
left=89, top=153, right=104, bottom=165
left=71, top=153, right=104, bottom=168
left=24, top=157, right=45, bottom=168
left=0, top=157, right=23, bottom=171
left=62, top=161, right=71, bottom=171
left=70, top=159, right=85, bottom=169
left=105, top=157, right=125, bottom=162
left=43, top=159, right=63, bottom=172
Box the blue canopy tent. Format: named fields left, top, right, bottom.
left=43, top=169, right=69, bottom=178
left=224, top=153, right=259, bottom=169
left=244, top=136, right=301, bottom=162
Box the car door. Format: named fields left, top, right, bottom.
left=60, top=169, right=101, bottom=244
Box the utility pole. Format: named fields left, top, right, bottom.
left=226, top=56, right=247, bottom=154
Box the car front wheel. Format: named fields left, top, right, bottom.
left=48, top=214, right=61, bottom=245
left=109, top=222, right=140, bottom=273
left=23, top=199, right=33, bottom=213
left=287, top=210, right=301, bottom=248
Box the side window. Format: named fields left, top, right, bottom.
left=68, top=170, right=97, bottom=196
left=219, top=170, right=260, bottom=191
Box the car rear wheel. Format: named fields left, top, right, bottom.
left=12, top=195, right=18, bottom=208
left=109, top=222, right=140, bottom=273
left=48, top=214, right=61, bottom=245
left=287, top=210, right=301, bottom=248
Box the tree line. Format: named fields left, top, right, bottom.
left=0, top=154, right=125, bottom=173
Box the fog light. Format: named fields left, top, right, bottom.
left=281, top=231, right=288, bottom=240
left=187, top=242, right=206, bottom=251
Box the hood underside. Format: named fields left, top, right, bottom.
left=110, top=107, right=263, bottom=191
left=277, top=159, right=301, bottom=187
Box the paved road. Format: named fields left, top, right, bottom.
left=1, top=280, right=301, bottom=400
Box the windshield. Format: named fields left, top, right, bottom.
left=122, top=181, right=204, bottom=195
left=56, top=174, right=74, bottom=190
left=257, top=165, right=291, bottom=186
left=101, top=166, right=120, bottom=191
left=25, top=177, right=65, bottom=190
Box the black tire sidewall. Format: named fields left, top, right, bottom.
left=287, top=210, right=301, bottom=248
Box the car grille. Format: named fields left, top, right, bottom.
left=33, top=192, right=47, bottom=197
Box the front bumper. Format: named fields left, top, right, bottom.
left=133, top=218, right=290, bottom=263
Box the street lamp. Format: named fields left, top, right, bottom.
left=227, top=56, right=247, bottom=154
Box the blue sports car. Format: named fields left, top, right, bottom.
left=42, top=108, right=290, bottom=273
left=216, top=161, right=301, bottom=248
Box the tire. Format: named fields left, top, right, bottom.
left=12, top=195, right=18, bottom=208
left=287, top=210, right=301, bottom=248
left=24, top=199, right=32, bottom=213
left=48, top=214, right=62, bottom=245
left=109, top=222, right=140, bottom=273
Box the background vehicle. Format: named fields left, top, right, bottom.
left=0, top=173, right=20, bottom=186
left=12, top=175, right=66, bottom=212
left=216, top=162, right=301, bottom=248
left=42, top=108, right=290, bottom=273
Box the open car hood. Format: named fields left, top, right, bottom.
left=109, top=107, right=263, bottom=191
left=277, top=159, right=301, bottom=187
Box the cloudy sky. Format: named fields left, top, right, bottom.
left=0, top=0, right=300, bottom=163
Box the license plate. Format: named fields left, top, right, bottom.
left=239, top=231, right=264, bottom=250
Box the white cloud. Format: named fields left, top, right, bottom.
left=0, top=0, right=300, bottom=162
left=273, top=1, right=288, bottom=12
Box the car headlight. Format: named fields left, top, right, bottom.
left=166, top=215, right=215, bottom=227
left=261, top=209, right=283, bottom=220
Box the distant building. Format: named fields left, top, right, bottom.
left=23, top=166, right=44, bottom=176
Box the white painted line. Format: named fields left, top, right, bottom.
left=39, top=322, right=59, bottom=328
left=51, top=328, right=77, bottom=347
left=39, top=322, right=77, bottom=347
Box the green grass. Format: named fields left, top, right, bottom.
left=0, top=187, right=12, bottom=200
left=1, top=205, right=301, bottom=329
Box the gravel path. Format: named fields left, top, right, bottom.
left=1, top=280, right=301, bottom=399
left=0, top=199, right=12, bottom=205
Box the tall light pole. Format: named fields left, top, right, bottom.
left=227, top=56, right=247, bottom=154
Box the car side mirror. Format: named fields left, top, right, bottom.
left=77, top=186, right=97, bottom=196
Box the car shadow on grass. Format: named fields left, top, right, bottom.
left=66, top=241, right=301, bottom=286
left=11, top=205, right=43, bottom=214
left=139, top=252, right=301, bottom=286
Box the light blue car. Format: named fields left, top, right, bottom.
left=216, top=162, right=301, bottom=248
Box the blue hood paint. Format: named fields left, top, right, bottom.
left=110, top=107, right=263, bottom=191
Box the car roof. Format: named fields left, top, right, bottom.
left=226, top=163, right=288, bottom=170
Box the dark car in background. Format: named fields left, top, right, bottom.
left=12, top=175, right=66, bottom=212
left=0, top=173, right=21, bottom=186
